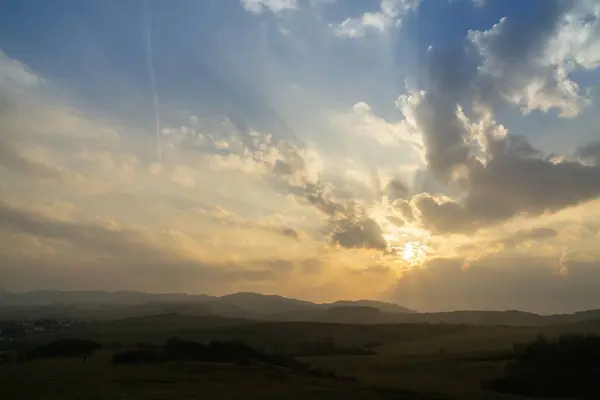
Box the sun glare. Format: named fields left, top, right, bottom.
left=379, top=221, right=429, bottom=265
left=396, top=241, right=427, bottom=265
left=403, top=242, right=415, bottom=261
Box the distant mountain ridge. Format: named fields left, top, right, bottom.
left=0, top=290, right=414, bottom=314
left=2, top=290, right=600, bottom=327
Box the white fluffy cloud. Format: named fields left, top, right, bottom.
left=332, top=101, right=423, bottom=150
left=469, top=0, right=600, bottom=117
left=332, top=0, right=421, bottom=38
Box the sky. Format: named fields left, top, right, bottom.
left=1, top=0, right=600, bottom=314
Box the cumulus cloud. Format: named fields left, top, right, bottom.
left=333, top=101, right=423, bottom=150
left=469, top=0, right=600, bottom=117
left=301, top=182, right=388, bottom=250
left=394, top=1, right=600, bottom=233
left=332, top=0, right=421, bottom=38
left=4, top=1, right=600, bottom=307
left=406, top=152, right=600, bottom=234
left=158, top=111, right=392, bottom=252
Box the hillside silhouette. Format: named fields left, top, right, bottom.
left=3, top=290, right=600, bottom=326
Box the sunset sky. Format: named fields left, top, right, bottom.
left=1, top=0, right=600, bottom=314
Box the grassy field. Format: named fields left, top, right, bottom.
left=0, top=353, right=434, bottom=400
left=3, top=315, right=600, bottom=399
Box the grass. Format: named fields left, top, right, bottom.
left=0, top=351, right=439, bottom=400
left=4, top=314, right=600, bottom=399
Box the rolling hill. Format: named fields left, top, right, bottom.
left=2, top=290, right=600, bottom=327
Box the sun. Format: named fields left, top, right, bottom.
left=397, top=241, right=427, bottom=265
left=376, top=214, right=430, bottom=265
left=403, top=242, right=415, bottom=261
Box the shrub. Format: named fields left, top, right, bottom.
left=22, top=339, right=102, bottom=360
left=486, top=334, right=600, bottom=398
left=113, top=349, right=162, bottom=364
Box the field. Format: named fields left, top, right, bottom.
left=3, top=314, right=600, bottom=399
left=0, top=355, right=425, bottom=400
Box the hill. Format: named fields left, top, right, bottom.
left=3, top=290, right=600, bottom=327
left=0, top=290, right=413, bottom=322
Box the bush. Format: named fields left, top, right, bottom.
left=113, top=337, right=304, bottom=368
left=486, top=334, right=600, bottom=398
left=113, top=349, right=162, bottom=364
left=22, top=339, right=102, bottom=360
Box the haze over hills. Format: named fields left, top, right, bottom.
left=0, top=289, right=413, bottom=315
left=2, top=290, right=600, bottom=326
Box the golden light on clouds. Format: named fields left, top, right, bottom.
left=2, top=0, right=600, bottom=314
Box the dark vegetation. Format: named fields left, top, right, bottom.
left=295, top=336, right=377, bottom=356
left=19, top=338, right=102, bottom=360
left=113, top=337, right=357, bottom=382
left=4, top=308, right=600, bottom=399
left=486, top=334, right=600, bottom=399
left=113, top=337, right=299, bottom=367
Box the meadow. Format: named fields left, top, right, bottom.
left=3, top=314, right=600, bottom=399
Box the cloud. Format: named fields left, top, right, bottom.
left=332, top=101, right=423, bottom=149
left=241, top=0, right=298, bottom=14
left=299, top=182, right=388, bottom=250
left=404, top=0, right=599, bottom=179
left=469, top=1, right=600, bottom=117
left=191, top=127, right=394, bottom=252
left=332, top=0, right=421, bottom=38
left=0, top=201, right=168, bottom=260
left=280, top=227, right=299, bottom=239
left=393, top=1, right=600, bottom=233
left=448, top=0, right=486, bottom=7
left=396, top=88, right=471, bottom=183
left=498, top=227, right=558, bottom=249
left=330, top=213, right=388, bottom=250
left=576, top=142, right=600, bottom=166
left=384, top=178, right=409, bottom=202
left=390, top=255, right=600, bottom=314
left=0, top=50, right=39, bottom=89
left=0, top=201, right=309, bottom=292
left=0, top=141, right=72, bottom=182
left=407, top=151, right=600, bottom=234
